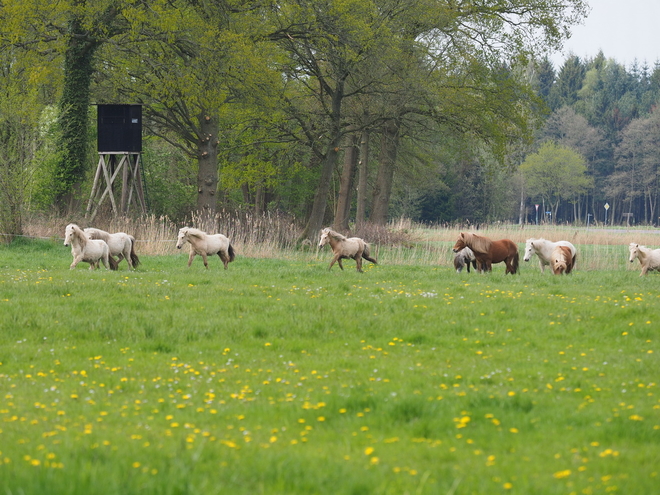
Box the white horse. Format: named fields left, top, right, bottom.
left=319, top=228, right=377, bottom=272
left=176, top=227, right=235, bottom=269
left=629, top=243, right=660, bottom=276
left=84, top=227, right=140, bottom=270
left=64, top=224, right=117, bottom=270
left=453, top=246, right=477, bottom=273
left=524, top=238, right=576, bottom=273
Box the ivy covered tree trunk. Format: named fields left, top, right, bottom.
left=196, top=113, right=220, bottom=216
left=54, top=18, right=100, bottom=214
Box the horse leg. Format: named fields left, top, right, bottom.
left=201, top=253, right=209, bottom=269
left=187, top=252, right=196, bottom=267
left=218, top=251, right=229, bottom=269
left=70, top=255, right=83, bottom=270
left=355, top=255, right=363, bottom=273
left=337, top=257, right=344, bottom=270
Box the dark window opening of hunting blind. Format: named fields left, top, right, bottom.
left=97, top=104, right=142, bottom=153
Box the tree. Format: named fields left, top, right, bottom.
left=520, top=141, right=592, bottom=222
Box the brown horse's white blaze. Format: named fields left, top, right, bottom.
left=551, top=245, right=573, bottom=275
left=176, top=227, right=235, bottom=269
left=318, top=228, right=377, bottom=273
left=64, top=223, right=118, bottom=270
left=452, top=232, right=519, bottom=275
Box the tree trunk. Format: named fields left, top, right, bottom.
left=299, top=80, right=345, bottom=242
left=54, top=18, right=100, bottom=214
left=355, top=129, right=370, bottom=228
left=370, top=120, right=400, bottom=225
left=300, top=140, right=341, bottom=241
left=196, top=113, right=219, bottom=216
left=333, top=133, right=359, bottom=231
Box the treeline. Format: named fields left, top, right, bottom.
left=13, top=1, right=655, bottom=239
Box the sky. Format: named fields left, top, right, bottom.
left=550, top=0, right=660, bottom=68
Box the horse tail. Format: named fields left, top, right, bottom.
left=362, top=242, right=377, bottom=264
left=227, top=243, right=236, bottom=262
left=129, top=236, right=140, bottom=267
left=512, top=249, right=519, bottom=275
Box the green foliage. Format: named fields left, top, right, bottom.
left=521, top=141, right=592, bottom=219
left=0, top=242, right=659, bottom=494
left=141, top=140, right=197, bottom=220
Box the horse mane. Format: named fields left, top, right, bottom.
left=182, top=227, right=206, bottom=239
left=322, top=228, right=347, bottom=241
left=86, top=228, right=110, bottom=242
left=68, top=224, right=87, bottom=248
left=463, top=232, right=492, bottom=254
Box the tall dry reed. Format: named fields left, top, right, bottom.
left=16, top=213, right=660, bottom=270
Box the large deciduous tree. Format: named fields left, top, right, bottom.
left=520, top=141, right=592, bottom=222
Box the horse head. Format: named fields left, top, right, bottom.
left=176, top=228, right=189, bottom=249
left=452, top=233, right=467, bottom=253
left=64, top=224, right=78, bottom=247
left=319, top=228, right=331, bottom=248
left=523, top=240, right=535, bottom=262
left=629, top=243, right=640, bottom=263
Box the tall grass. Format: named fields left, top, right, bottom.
left=15, top=214, right=660, bottom=270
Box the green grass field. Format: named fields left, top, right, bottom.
left=1, top=238, right=658, bottom=494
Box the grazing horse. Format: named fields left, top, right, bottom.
left=318, top=228, right=377, bottom=273
left=176, top=227, right=235, bottom=269
left=64, top=224, right=118, bottom=270
left=453, top=246, right=477, bottom=273
left=551, top=245, right=573, bottom=275
left=452, top=232, right=519, bottom=274
left=524, top=238, right=576, bottom=273
left=629, top=243, right=660, bottom=276
left=84, top=227, right=140, bottom=270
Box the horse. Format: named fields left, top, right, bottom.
left=452, top=232, right=519, bottom=274
left=628, top=243, right=660, bottom=276
left=453, top=246, right=477, bottom=273
left=84, top=227, right=140, bottom=270
left=176, top=227, right=235, bottom=269
left=524, top=238, right=576, bottom=273
left=551, top=245, right=573, bottom=275
left=318, top=228, right=377, bottom=273
left=63, top=223, right=118, bottom=271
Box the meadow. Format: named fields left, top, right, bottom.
left=0, top=229, right=659, bottom=495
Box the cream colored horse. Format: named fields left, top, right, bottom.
left=524, top=238, right=576, bottom=273
left=176, top=227, right=235, bottom=269
left=318, top=228, right=377, bottom=272
left=629, top=243, right=660, bottom=276
left=64, top=224, right=117, bottom=270
left=551, top=245, right=573, bottom=275
left=84, top=227, right=140, bottom=269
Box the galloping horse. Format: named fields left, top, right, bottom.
left=318, top=228, right=377, bottom=273
left=551, top=245, right=574, bottom=275
left=524, top=238, right=576, bottom=273
left=176, top=227, right=235, bottom=269
left=84, top=227, right=140, bottom=270
left=453, top=246, right=477, bottom=273
left=64, top=224, right=118, bottom=270
left=452, top=232, right=519, bottom=274
left=629, top=243, right=660, bottom=276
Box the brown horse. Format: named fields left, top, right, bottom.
left=551, top=245, right=573, bottom=275
left=319, top=228, right=377, bottom=272
left=452, top=232, right=519, bottom=274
